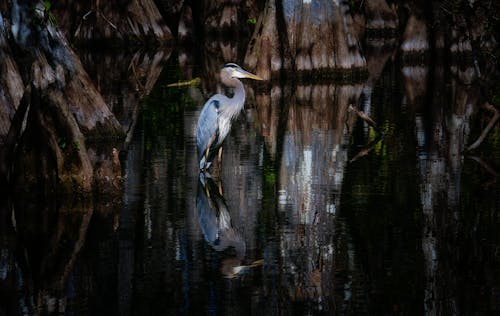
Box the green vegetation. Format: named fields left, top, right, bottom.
left=57, top=137, right=80, bottom=153
left=33, top=1, right=58, bottom=27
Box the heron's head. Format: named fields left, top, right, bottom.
left=222, top=63, right=263, bottom=80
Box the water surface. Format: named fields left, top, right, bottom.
left=2, top=48, right=499, bottom=315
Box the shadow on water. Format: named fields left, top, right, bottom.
left=1, top=37, right=500, bottom=315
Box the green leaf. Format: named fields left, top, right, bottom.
left=247, top=18, right=257, bottom=24
left=49, top=13, right=58, bottom=27
left=44, top=1, right=51, bottom=11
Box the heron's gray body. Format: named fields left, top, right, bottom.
left=196, top=63, right=259, bottom=171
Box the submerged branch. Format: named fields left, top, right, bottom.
left=347, top=103, right=384, bottom=163
left=350, top=133, right=384, bottom=163
left=468, top=155, right=499, bottom=188
left=348, top=104, right=381, bottom=133
left=467, top=102, right=499, bottom=151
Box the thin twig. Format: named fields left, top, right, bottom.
left=100, top=13, right=117, bottom=30
left=83, top=10, right=92, bottom=20
left=467, top=102, right=499, bottom=151
left=128, top=62, right=145, bottom=92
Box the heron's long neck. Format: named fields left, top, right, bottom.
left=222, top=77, right=246, bottom=114
left=231, top=80, right=245, bottom=109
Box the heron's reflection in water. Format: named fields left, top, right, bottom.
left=196, top=173, right=262, bottom=278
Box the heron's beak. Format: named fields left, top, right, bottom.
left=235, top=69, right=263, bottom=80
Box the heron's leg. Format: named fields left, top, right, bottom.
left=218, top=181, right=223, bottom=196
left=205, top=185, right=210, bottom=198
left=203, top=134, right=217, bottom=171
left=218, top=147, right=223, bottom=164
left=204, top=145, right=211, bottom=163
left=204, top=145, right=211, bottom=171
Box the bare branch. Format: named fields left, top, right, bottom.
left=348, top=104, right=381, bottom=133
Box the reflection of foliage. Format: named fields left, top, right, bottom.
left=141, top=60, right=197, bottom=152
left=341, top=63, right=423, bottom=313
left=263, top=165, right=275, bottom=185
left=257, top=150, right=279, bottom=241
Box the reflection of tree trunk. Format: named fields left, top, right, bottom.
left=10, top=195, right=94, bottom=314
left=401, top=15, right=428, bottom=54
left=364, top=0, right=398, bottom=31
left=245, top=0, right=366, bottom=78
left=117, top=133, right=142, bottom=316
left=178, top=4, right=194, bottom=42
left=40, top=201, right=94, bottom=292
left=402, top=65, right=428, bottom=113
left=78, top=48, right=171, bottom=143
left=155, top=0, right=185, bottom=33
left=417, top=72, right=477, bottom=316
left=252, top=85, right=286, bottom=158
left=361, top=38, right=397, bottom=120
left=408, top=2, right=500, bottom=308
left=277, top=83, right=361, bottom=313
left=0, top=198, right=36, bottom=315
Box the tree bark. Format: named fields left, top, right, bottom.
left=1, top=1, right=124, bottom=193
left=53, top=0, right=172, bottom=45
left=245, top=0, right=366, bottom=80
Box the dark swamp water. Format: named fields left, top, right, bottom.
left=1, top=42, right=500, bottom=315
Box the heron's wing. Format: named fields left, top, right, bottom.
left=196, top=96, right=223, bottom=162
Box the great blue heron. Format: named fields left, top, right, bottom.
left=196, top=63, right=262, bottom=171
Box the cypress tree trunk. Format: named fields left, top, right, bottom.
left=245, top=0, right=366, bottom=80
left=0, top=1, right=123, bottom=193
